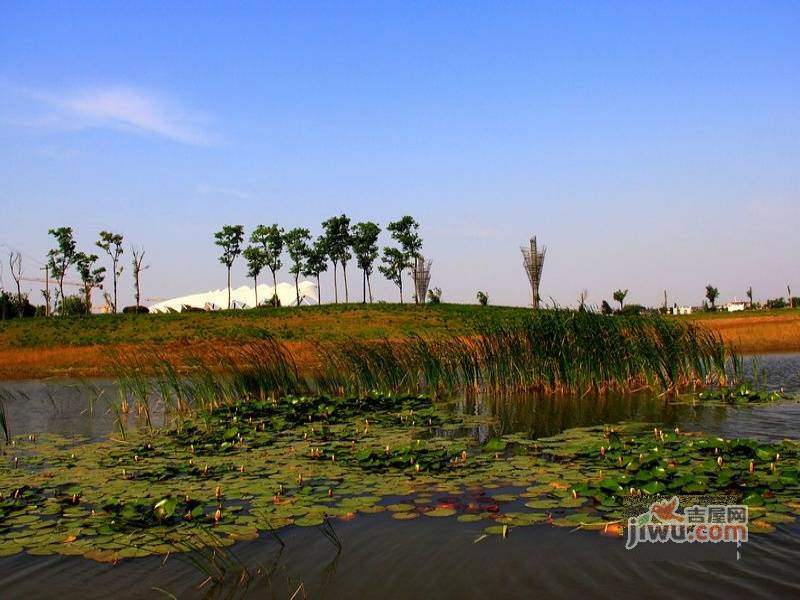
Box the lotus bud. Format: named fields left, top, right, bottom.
left=214, top=508, right=221, bottom=522
left=674, top=427, right=680, bottom=435
left=185, top=494, right=191, bottom=502
left=714, top=447, right=719, bottom=455
left=298, top=474, right=303, bottom=485
left=14, top=456, right=19, bottom=468
left=630, top=487, right=635, bottom=496
left=617, top=456, right=623, bottom=466
left=770, top=462, right=775, bottom=472
left=571, top=489, right=577, bottom=499
left=495, top=452, right=500, bottom=460
left=749, top=461, right=754, bottom=473
left=240, top=465, right=245, bottom=473
left=190, top=444, right=194, bottom=454
left=70, top=453, right=75, bottom=459
left=184, top=511, right=192, bottom=521
left=385, top=445, right=390, bottom=454
left=415, top=463, right=421, bottom=473
left=331, top=454, right=336, bottom=462
left=461, top=450, right=468, bottom=461
left=279, top=484, right=283, bottom=494
left=203, top=464, right=208, bottom=475
left=502, top=524, right=509, bottom=538
left=215, top=486, right=221, bottom=498
left=91, top=509, right=96, bottom=517
left=717, top=456, right=723, bottom=467
left=72, top=494, right=78, bottom=504
left=328, top=488, right=333, bottom=497
left=304, top=432, right=308, bottom=440
left=653, top=427, right=658, bottom=437
left=639, top=453, right=643, bottom=461
left=776, top=453, right=780, bottom=462
left=600, top=446, right=606, bottom=458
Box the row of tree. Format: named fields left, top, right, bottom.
left=213, top=215, right=422, bottom=309
left=38, top=227, right=147, bottom=315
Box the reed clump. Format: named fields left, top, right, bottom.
left=113, top=309, right=734, bottom=410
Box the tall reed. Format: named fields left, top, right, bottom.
left=113, top=309, right=735, bottom=410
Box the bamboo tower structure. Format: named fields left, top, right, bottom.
left=521, top=237, right=546, bottom=309
left=412, top=255, right=432, bottom=304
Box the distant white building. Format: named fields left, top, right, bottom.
left=669, top=304, right=693, bottom=315
left=724, top=301, right=746, bottom=312
left=149, top=281, right=318, bottom=313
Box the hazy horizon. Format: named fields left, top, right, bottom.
left=1, top=2, right=798, bottom=309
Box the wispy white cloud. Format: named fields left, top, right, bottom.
left=9, top=84, right=210, bottom=145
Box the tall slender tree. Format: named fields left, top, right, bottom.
left=613, top=289, right=628, bottom=312
left=285, top=228, right=311, bottom=306
left=302, top=237, right=329, bottom=303
left=47, top=227, right=78, bottom=312
left=214, top=225, right=245, bottom=309
left=242, top=245, right=265, bottom=307
left=351, top=221, right=381, bottom=303
left=131, top=246, right=147, bottom=312
left=322, top=215, right=351, bottom=303
left=74, top=252, right=106, bottom=314
left=379, top=247, right=408, bottom=303
left=8, top=252, right=22, bottom=318
left=746, top=286, right=753, bottom=309
left=705, top=285, right=719, bottom=310
left=251, top=225, right=284, bottom=297
left=386, top=216, right=422, bottom=303
left=96, top=231, right=124, bottom=313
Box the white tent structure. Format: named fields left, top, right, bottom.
left=149, top=281, right=318, bottom=313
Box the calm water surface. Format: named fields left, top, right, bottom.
left=1, top=354, right=798, bottom=599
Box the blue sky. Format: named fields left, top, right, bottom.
left=1, top=2, right=798, bottom=308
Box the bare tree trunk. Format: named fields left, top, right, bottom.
left=343, top=262, right=349, bottom=303
left=9, top=252, right=22, bottom=318
left=112, top=260, right=118, bottom=313
left=399, top=277, right=404, bottom=304
left=271, top=269, right=278, bottom=306
left=362, top=268, right=366, bottom=303
left=332, top=262, right=339, bottom=303
left=367, top=273, right=373, bottom=303
left=44, top=265, right=50, bottom=317
left=227, top=267, right=231, bottom=309
left=316, top=274, right=321, bottom=305
left=253, top=274, right=258, bottom=307
left=295, top=275, right=300, bottom=306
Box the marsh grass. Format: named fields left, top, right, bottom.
left=112, top=310, right=735, bottom=418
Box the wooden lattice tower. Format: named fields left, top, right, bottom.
left=412, top=255, right=432, bottom=304
left=521, top=236, right=546, bottom=309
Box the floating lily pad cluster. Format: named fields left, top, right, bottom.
left=695, top=383, right=786, bottom=404
left=1, top=392, right=798, bottom=561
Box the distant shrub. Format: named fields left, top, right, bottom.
left=60, top=295, right=89, bottom=316
left=427, top=287, right=442, bottom=304
left=476, top=291, right=488, bottom=306
left=618, top=304, right=646, bottom=316
left=123, top=305, right=150, bottom=314
left=601, top=300, right=613, bottom=315
left=766, top=297, right=787, bottom=309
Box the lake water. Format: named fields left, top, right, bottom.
left=1, top=353, right=798, bottom=599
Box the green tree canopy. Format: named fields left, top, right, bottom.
left=351, top=221, right=381, bottom=303
left=214, top=225, right=245, bottom=309
left=250, top=224, right=284, bottom=292
left=285, top=227, right=311, bottom=306
left=96, top=230, right=124, bottom=313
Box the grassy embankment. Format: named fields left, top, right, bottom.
left=0, top=304, right=798, bottom=379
